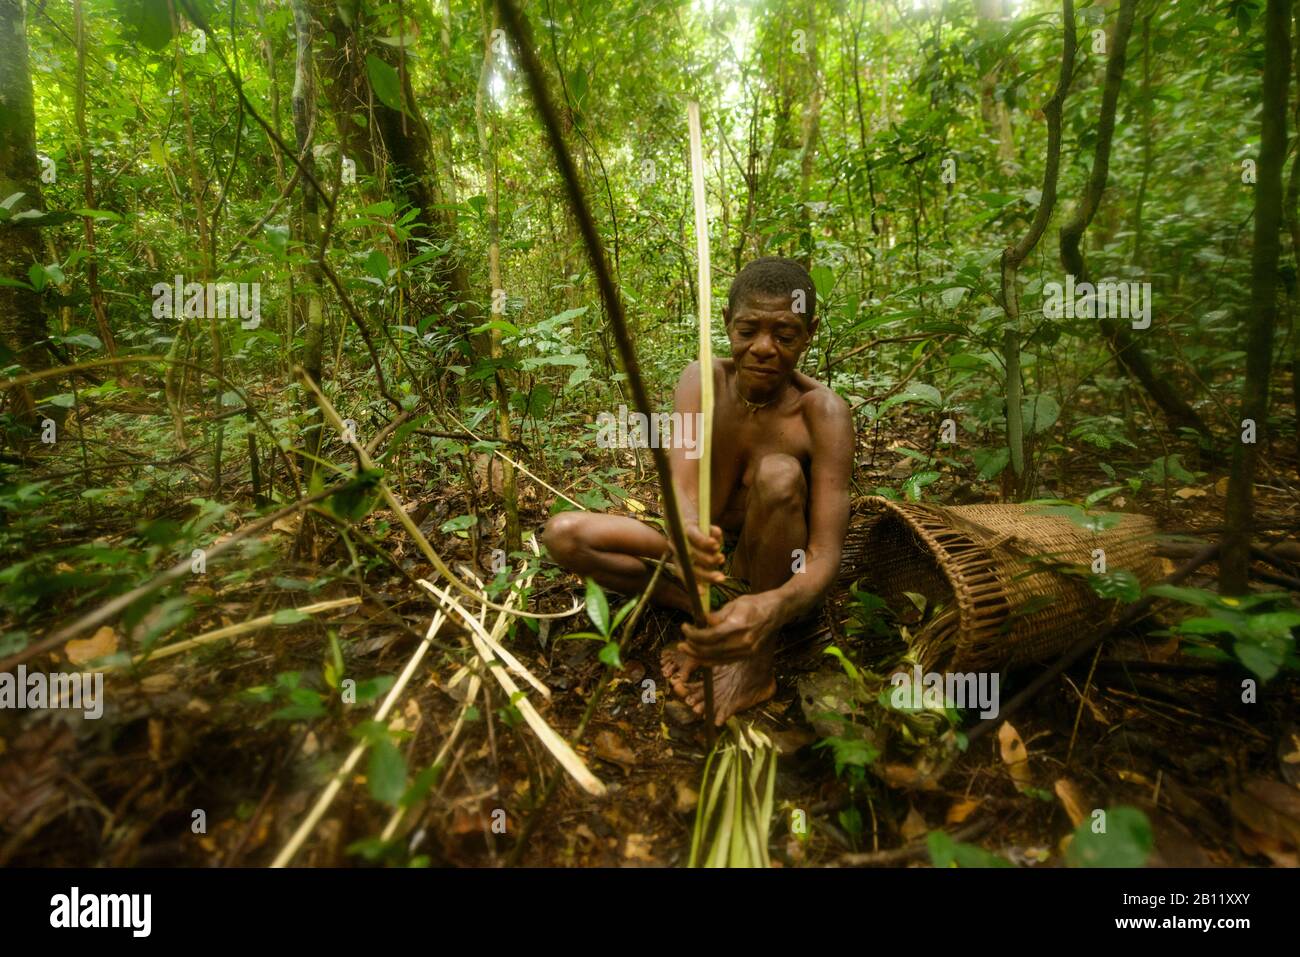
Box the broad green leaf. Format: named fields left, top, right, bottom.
left=1066, top=807, right=1153, bottom=868
left=365, top=54, right=406, bottom=114
left=585, top=577, right=610, bottom=637
left=367, top=735, right=407, bottom=805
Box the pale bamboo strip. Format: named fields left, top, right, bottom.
left=418, top=580, right=607, bottom=797
left=269, top=607, right=448, bottom=867
left=121, top=597, right=361, bottom=668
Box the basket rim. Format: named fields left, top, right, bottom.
left=861, top=496, right=1011, bottom=647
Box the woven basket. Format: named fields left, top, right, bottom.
left=838, top=497, right=1164, bottom=672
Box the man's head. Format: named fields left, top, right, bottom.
left=723, top=257, right=818, bottom=395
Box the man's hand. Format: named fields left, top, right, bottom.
left=670, top=522, right=727, bottom=587
left=679, top=591, right=780, bottom=666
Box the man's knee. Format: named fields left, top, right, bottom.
left=541, top=510, right=589, bottom=567
left=752, top=454, right=806, bottom=509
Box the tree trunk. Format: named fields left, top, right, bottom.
left=797, top=5, right=821, bottom=270
left=0, top=0, right=54, bottom=423
left=1060, top=1, right=1211, bottom=448
left=1221, top=0, right=1291, bottom=593
left=475, top=0, right=520, bottom=556
left=1000, top=0, right=1076, bottom=497
left=310, top=0, right=480, bottom=339
left=1286, top=4, right=1300, bottom=471
left=73, top=0, right=117, bottom=360
left=292, top=0, right=327, bottom=479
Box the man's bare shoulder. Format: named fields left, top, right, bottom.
left=793, top=372, right=852, bottom=427
left=676, top=357, right=730, bottom=384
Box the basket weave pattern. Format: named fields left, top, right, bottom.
left=840, top=497, right=1163, bottom=671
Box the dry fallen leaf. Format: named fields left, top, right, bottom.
left=1215, top=477, right=1230, bottom=496
left=998, top=721, right=1032, bottom=787
left=1230, top=778, right=1300, bottom=851
left=140, top=673, right=177, bottom=694
left=66, top=626, right=118, bottom=666
left=1054, top=778, right=1089, bottom=827
left=1174, top=486, right=1207, bottom=500
left=900, top=805, right=928, bottom=842
left=593, top=729, right=637, bottom=772
left=1116, top=768, right=1155, bottom=788
left=272, top=514, right=301, bottom=535
left=946, top=798, right=980, bottom=825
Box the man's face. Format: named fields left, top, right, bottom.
left=723, top=291, right=817, bottom=392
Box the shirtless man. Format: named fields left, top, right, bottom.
left=542, top=257, right=854, bottom=725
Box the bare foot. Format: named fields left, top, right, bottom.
left=660, top=644, right=699, bottom=699
left=681, top=648, right=776, bottom=727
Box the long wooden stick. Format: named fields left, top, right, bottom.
left=688, top=101, right=717, bottom=732
left=492, top=7, right=710, bottom=631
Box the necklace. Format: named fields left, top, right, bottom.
left=734, top=378, right=777, bottom=413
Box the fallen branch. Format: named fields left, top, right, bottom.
left=837, top=818, right=992, bottom=867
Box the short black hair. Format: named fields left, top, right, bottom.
left=726, top=257, right=817, bottom=325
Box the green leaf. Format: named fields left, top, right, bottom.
left=973, top=446, right=1010, bottom=481
left=1148, top=584, right=1219, bottom=608
left=1089, top=570, right=1141, bottom=602
left=568, top=66, right=589, bottom=106
left=940, top=286, right=968, bottom=308
left=1234, top=639, right=1284, bottom=681
left=598, top=641, right=622, bottom=668
left=585, top=577, right=610, bottom=637
left=116, top=0, right=177, bottom=51
left=270, top=688, right=326, bottom=721
left=365, top=248, right=390, bottom=282
left=1066, top=806, right=1153, bottom=868
left=1084, top=486, right=1124, bottom=508
left=401, top=764, right=444, bottom=807
left=73, top=209, right=123, bottom=222
left=439, top=513, right=476, bottom=534
left=59, top=332, right=101, bottom=350
left=367, top=735, right=407, bottom=806
left=879, top=382, right=943, bottom=414
left=610, top=598, right=636, bottom=635
left=271, top=608, right=311, bottom=625
left=902, top=470, right=941, bottom=501
left=813, top=735, right=879, bottom=776
left=927, top=830, right=1014, bottom=868
left=353, top=675, right=396, bottom=704
left=365, top=54, right=406, bottom=114
left=325, top=469, right=384, bottom=522
left=1021, top=394, right=1060, bottom=435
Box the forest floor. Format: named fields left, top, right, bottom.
left=4, top=411, right=1300, bottom=868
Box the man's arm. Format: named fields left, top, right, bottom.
left=766, top=387, right=854, bottom=626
